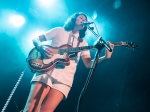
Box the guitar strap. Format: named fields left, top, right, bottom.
left=72, top=37, right=83, bottom=63
left=77, top=36, right=83, bottom=46
left=68, top=32, right=83, bottom=47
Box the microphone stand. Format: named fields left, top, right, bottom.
left=75, top=25, right=112, bottom=112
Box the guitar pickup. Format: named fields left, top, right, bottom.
left=31, top=62, right=43, bottom=68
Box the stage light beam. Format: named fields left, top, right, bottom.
left=8, top=15, right=25, bottom=27
left=36, top=0, right=55, bottom=9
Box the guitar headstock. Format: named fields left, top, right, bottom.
left=124, top=41, right=139, bottom=49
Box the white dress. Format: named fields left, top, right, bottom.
left=31, top=27, right=90, bottom=87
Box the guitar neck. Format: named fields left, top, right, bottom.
left=59, top=41, right=130, bottom=54
left=112, top=42, right=127, bottom=46
left=60, top=45, right=95, bottom=54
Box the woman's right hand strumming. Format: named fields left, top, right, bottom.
left=33, top=36, right=54, bottom=59
left=38, top=46, right=54, bottom=59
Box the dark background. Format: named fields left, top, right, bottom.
left=0, top=0, right=150, bottom=112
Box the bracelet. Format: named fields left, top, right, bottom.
left=33, top=37, right=43, bottom=50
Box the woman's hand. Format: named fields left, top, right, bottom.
left=105, top=42, right=114, bottom=59
left=38, top=46, right=54, bottom=59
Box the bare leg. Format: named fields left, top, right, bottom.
left=40, top=88, right=64, bottom=112
left=23, top=82, right=50, bottom=112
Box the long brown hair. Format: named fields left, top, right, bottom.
left=63, top=12, right=87, bottom=38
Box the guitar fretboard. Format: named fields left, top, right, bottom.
left=59, top=46, right=95, bottom=54
left=112, top=42, right=127, bottom=46
left=58, top=41, right=137, bottom=55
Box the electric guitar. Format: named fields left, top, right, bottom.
left=27, top=41, right=139, bottom=73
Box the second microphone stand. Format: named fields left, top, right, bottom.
left=75, top=25, right=112, bottom=112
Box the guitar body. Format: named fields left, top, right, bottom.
left=27, top=44, right=73, bottom=73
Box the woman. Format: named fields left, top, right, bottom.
left=23, top=12, right=114, bottom=112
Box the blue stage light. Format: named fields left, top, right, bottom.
left=8, top=15, right=25, bottom=27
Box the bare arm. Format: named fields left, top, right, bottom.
left=82, top=54, right=108, bottom=68
left=82, top=42, right=114, bottom=68
left=32, top=35, right=54, bottom=58
left=32, top=34, right=47, bottom=48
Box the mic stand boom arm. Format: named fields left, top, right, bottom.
left=75, top=25, right=112, bottom=112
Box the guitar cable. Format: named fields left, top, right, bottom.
left=1, top=66, right=27, bottom=112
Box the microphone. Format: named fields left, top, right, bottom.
left=81, top=21, right=94, bottom=25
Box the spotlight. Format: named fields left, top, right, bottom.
left=8, top=15, right=25, bottom=27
